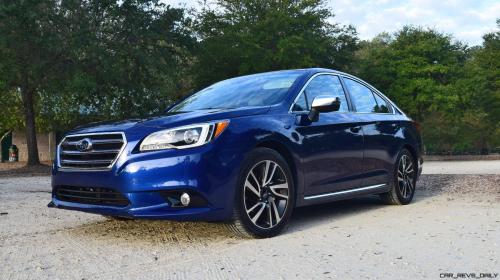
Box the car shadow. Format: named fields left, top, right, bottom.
left=66, top=178, right=445, bottom=245
left=285, top=185, right=441, bottom=235
left=66, top=218, right=238, bottom=248
left=286, top=196, right=389, bottom=235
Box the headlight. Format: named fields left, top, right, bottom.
left=139, top=120, right=229, bottom=151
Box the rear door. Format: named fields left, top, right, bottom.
left=341, top=77, right=400, bottom=187
left=292, top=74, right=365, bottom=196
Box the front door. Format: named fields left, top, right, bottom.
left=291, top=74, right=365, bottom=196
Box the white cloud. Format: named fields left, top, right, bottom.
left=325, top=0, right=499, bottom=45
left=165, top=0, right=499, bottom=45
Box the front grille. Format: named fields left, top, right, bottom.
left=58, top=133, right=125, bottom=170
left=55, top=186, right=130, bottom=207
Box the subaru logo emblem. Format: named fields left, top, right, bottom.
left=76, top=138, right=93, bottom=152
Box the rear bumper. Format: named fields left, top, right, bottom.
left=50, top=143, right=245, bottom=221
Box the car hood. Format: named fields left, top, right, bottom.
left=68, top=106, right=270, bottom=135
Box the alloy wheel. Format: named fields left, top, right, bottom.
left=397, top=154, right=415, bottom=199
left=243, top=160, right=289, bottom=229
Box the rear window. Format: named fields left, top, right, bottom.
left=373, top=93, right=391, bottom=113
left=343, top=78, right=378, bottom=113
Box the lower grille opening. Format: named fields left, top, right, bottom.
left=55, top=186, right=129, bottom=207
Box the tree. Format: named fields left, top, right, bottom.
left=456, top=19, right=500, bottom=153
left=194, top=0, right=358, bottom=87
left=0, top=0, right=194, bottom=164
left=353, top=27, right=471, bottom=153
left=354, top=26, right=467, bottom=122
left=0, top=0, right=71, bottom=165
left=56, top=0, right=195, bottom=121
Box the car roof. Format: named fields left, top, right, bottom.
left=254, top=67, right=353, bottom=78
left=220, top=68, right=354, bottom=81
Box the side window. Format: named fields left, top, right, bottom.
left=343, top=78, right=378, bottom=113
left=373, top=93, right=391, bottom=113
left=292, top=93, right=307, bottom=111
left=292, top=75, right=349, bottom=112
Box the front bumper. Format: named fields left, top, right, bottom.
left=50, top=140, right=245, bottom=221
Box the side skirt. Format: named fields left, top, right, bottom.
left=298, top=183, right=389, bottom=207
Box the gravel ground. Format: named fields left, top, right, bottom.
left=423, top=160, right=500, bottom=174
left=0, top=174, right=499, bottom=280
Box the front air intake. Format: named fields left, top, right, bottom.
left=54, top=185, right=129, bottom=207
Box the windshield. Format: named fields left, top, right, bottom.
left=169, top=72, right=301, bottom=112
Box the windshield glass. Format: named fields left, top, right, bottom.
left=169, top=72, right=301, bottom=112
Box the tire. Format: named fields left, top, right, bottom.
left=380, top=148, right=417, bottom=205
left=226, top=148, right=295, bottom=238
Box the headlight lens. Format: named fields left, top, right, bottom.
left=139, top=120, right=229, bottom=151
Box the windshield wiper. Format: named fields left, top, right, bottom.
left=198, top=107, right=235, bottom=110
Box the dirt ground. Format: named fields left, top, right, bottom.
left=0, top=173, right=499, bottom=279
left=0, top=162, right=51, bottom=177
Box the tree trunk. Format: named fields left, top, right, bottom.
left=20, top=87, right=40, bottom=166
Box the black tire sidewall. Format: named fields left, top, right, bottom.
left=234, top=147, right=295, bottom=238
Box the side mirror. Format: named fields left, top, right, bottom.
left=308, top=96, right=341, bottom=121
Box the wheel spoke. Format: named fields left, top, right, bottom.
left=245, top=180, right=260, bottom=197
left=406, top=177, right=414, bottom=191
left=251, top=203, right=266, bottom=223
left=269, top=183, right=288, bottom=199
left=268, top=204, right=273, bottom=227
left=265, top=163, right=277, bottom=186
left=262, top=161, right=270, bottom=187
left=401, top=182, right=407, bottom=197
left=271, top=199, right=281, bottom=224
left=246, top=202, right=263, bottom=214
left=405, top=162, right=413, bottom=173
left=249, top=170, right=260, bottom=191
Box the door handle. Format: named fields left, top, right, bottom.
left=350, top=126, right=361, bottom=133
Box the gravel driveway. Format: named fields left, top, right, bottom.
left=0, top=168, right=499, bottom=279
left=423, top=160, right=500, bottom=174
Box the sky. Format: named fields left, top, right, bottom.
left=325, top=0, right=499, bottom=45
left=168, top=0, right=499, bottom=46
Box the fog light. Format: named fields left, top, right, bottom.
left=180, top=192, right=190, bottom=206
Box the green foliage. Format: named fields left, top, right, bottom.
left=354, top=23, right=500, bottom=154
left=0, top=0, right=498, bottom=155
left=457, top=21, right=500, bottom=153
left=0, top=0, right=195, bottom=132
left=193, top=0, right=358, bottom=86
left=354, top=26, right=467, bottom=121
left=0, top=91, right=23, bottom=131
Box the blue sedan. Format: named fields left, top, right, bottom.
left=49, top=68, right=423, bottom=238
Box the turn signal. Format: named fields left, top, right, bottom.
left=214, top=120, right=230, bottom=138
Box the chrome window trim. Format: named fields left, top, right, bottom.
left=56, top=132, right=127, bottom=172
left=339, top=74, right=405, bottom=115
left=289, top=73, right=347, bottom=113
left=304, top=183, right=387, bottom=200
left=289, top=71, right=403, bottom=116
left=341, top=76, right=395, bottom=114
